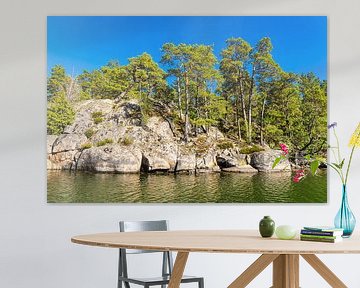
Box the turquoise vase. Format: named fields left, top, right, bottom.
left=334, top=185, right=356, bottom=237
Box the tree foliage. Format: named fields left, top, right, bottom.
left=47, top=65, right=76, bottom=135
left=161, top=43, right=227, bottom=141
left=47, top=65, right=69, bottom=99
left=47, top=37, right=327, bottom=157
left=77, top=61, right=130, bottom=100
left=219, top=37, right=280, bottom=143
left=47, top=92, right=75, bottom=135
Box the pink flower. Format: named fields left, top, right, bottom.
left=293, top=169, right=305, bottom=183
left=279, top=143, right=289, bottom=155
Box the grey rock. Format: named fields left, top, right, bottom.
left=63, top=99, right=143, bottom=136
left=47, top=159, right=60, bottom=170
left=196, top=149, right=221, bottom=172
left=176, top=153, right=196, bottom=172
left=118, top=101, right=143, bottom=126
left=222, top=165, right=258, bottom=173
left=47, top=99, right=292, bottom=175
left=216, top=148, right=254, bottom=172
left=146, top=117, right=174, bottom=140
left=47, top=134, right=87, bottom=170
left=196, top=167, right=221, bottom=173
left=64, top=99, right=113, bottom=134
left=47, top=135, right=58, bottom=154
left=47, top=150, right=78, bottom=170
left=52, top=134, right=87, bottom=153
left=216, top=153, right=247, bottom=168
left=141, top=153, right=171, bottom=172
left=77, top=145, right=142, bottom=173
left=207, top=126, right=224, bottom=140
left=141, top=142, right=178, bottom=172
left=250, top=150, right=291, bottom=172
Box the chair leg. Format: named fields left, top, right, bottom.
left=199, top=278, right=204, bottom=288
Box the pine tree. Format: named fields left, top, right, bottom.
left=298, top=73, right=327, bottom=155
left=47, top=92, right=75, bottom=135
left=162, top=43, right=225, bottom=140
left=47, top=65, right=69, bottom=99
left=126, top=53, right=167, bottom=114
left=220, top=37, right=280, bottom=143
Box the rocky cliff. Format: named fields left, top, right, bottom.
left=47, top=99, right=291, bottom=174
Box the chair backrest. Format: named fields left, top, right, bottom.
left=120, top=220, right=168, bottom=232
left=119, top=220, right=169, bottom=254
left=118, top=220, right=173, bottom=281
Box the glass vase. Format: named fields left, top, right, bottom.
left=334, top=185, right=356, bottom=237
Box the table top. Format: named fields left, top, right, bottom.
left=71, top=230, right=360, bottom=254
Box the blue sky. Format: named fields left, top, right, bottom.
left=47, top=16, right=327, bottom=80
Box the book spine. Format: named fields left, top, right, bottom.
left=300, top=234, right=337, bottom=240
left=301, top=230, right=336, bottom=236
left=300, top=237, right=337, bottom=243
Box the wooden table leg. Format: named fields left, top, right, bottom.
left=228, top=254, right=279, bottom=288
left=301, top=254, right=347, bottom=288
left=168, top=252, right=189, bottom=288
left=272, top=254, right=299, bottom=288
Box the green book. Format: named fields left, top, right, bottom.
left=300, top=236, right=342, bottom=243
left=300, top=234, right=340, bottom=240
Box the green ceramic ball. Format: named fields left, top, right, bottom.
left=275, top=225, right=297, bottom=240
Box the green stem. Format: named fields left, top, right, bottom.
left=333, top=127, right=345, bottom=184
left=331, top=148, right=339, bottom=166
left=327, top=163, right=345, bottom=184
left=333, top=128, right=342, bottom=162
left=345, top=145, right=356, bottom=186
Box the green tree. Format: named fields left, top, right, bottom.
left=162, top=43, right=193, bottom=142
left=298, top=73, right=327, bottom=155
left=187, top=45, right=223, bottom=133
left=47, top=92, right=75, bottom=135
left=127, top=53, right=166, bottom=97
left=261, top=72, right=327, bottom=157
left=162, top=43, right=224, bottom=141
left=47, top=38, right=327, bottom=153
left=126, top=53, right=167, bottom=114
left=77, top=56, right=167, bottom=111
left=192, top=91, right=228, bottom=129
left=77, top=61, right=131, bottom=100
left=220, top=38, right=251, bottom=141
left=220, top=37, right=280, bottom=143
left=48, top=64, right=80, bottom=101
left=47, top=65, right=69, bottom=99
left=262, top=72, right=303, bottom=148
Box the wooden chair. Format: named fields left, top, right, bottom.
left=118, top=220, right=204, bottom=288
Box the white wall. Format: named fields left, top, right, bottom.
left=1, top=0, right=360, bottom=287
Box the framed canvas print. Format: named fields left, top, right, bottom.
left=47, top=16, right=327, bottom=203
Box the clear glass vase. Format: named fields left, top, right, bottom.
left=334, top=185, right=356, bottom=237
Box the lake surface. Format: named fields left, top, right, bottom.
left=47, top=170, right=327, bottom=203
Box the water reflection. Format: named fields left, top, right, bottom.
left=47, top=170, right=327, bottom=203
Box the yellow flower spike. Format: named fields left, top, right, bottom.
left=349, top=122, right=360, bottom=148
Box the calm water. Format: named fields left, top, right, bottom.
left=47, top=170, right=327, bottom=203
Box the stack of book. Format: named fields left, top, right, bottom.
left=300, top=226, right=344, bottom=243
